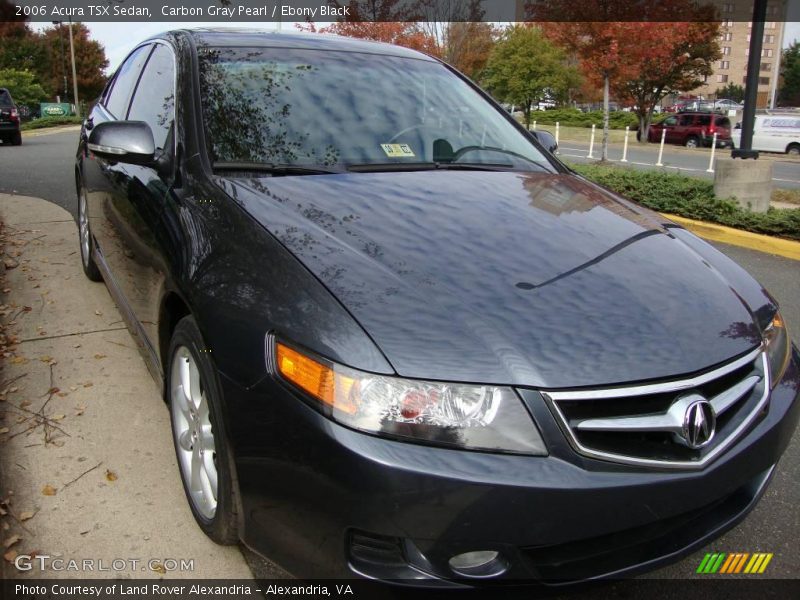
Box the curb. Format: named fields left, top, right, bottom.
left=21, top=124, right=81, bottom=137
left=662, top=213, right=800, bottom=261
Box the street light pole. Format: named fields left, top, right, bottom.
left=52, top=21, right=68, bottom=103
left=67, top=17, right=80, bottom=117
left=732, top=0, right=768, bottom=159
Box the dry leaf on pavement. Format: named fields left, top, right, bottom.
left=105, top=470, right=118, bottom=482
left=18, top=511, right=34, bottom=521
left=3, top=535, right=21, bottom=549
left=3, top=549, right=17, bottom=562
left=41, top=485, right=57, bottom=496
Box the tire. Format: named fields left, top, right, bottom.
left=685, top=136, right=700, bottom=149
left=77, top=184, right=103, bottom=282
left=787, top=144, right=800, bottom=156
left=11, top=131, right=21, bottom=146
left=167, top=316, right=238, bottom=545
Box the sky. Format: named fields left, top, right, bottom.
left=33, top=20, right=800, bottom=74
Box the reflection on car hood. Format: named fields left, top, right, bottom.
left=222, top=171, right=768, bottom=388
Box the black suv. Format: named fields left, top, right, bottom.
left=0, top=88, right=22, bottom=146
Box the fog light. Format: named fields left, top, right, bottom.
left=448, top=550, right=508, bottom=578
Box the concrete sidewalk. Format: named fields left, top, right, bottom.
left=0, top=194, right=253, bottom=579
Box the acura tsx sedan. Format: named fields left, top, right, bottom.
left=75, top=29, right=799, bottom=584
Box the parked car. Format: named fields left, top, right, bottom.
left=713, top=98, right=744, bottom=113
left=0, top=88, right=22, bottom=145
left=732, top=114, right=800, bottom=155
left=76, top=30, right=798, bottom=584
left=648, top=112, right=734, bottom=148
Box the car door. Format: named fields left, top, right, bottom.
left=83, top=44, right=153, bottom=265
left=102, top=42, right=177, bottom=356
left=655, top=116, right=677, bottom=142
left=670, top=114, right=693, bottom=143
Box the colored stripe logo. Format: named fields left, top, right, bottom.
left=696, top=552, right=773, bottom=574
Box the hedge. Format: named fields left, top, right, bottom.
left=528, top=108, right=639, bottom=130
left=570, top=163, right=800, bottom=241
left=21, top=116, right=83, bottom=131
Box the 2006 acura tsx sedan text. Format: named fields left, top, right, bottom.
left=75, top=29, right=799, bottom=584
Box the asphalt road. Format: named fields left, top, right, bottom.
left=558, top=139, right=800, bottom=190
left=1, top=128, right=799, bottom=587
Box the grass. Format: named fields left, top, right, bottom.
left=21, top=116, right=83, bottom=131
left=569, top=162, right=800, bottom=241
left=771, top=188, right=800, bottom=206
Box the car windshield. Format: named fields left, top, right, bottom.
left=197, top=46, right=551, bottom=173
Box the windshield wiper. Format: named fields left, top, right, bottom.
left=213, top=161, right=341, bottom=176
left=346, top=161, right=518, bottom=173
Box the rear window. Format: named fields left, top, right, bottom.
left=0, top=89, right=13, bottom=108
left=697, top=115, right=711, bottom=126
left=715, top=117, right=731, bottom=128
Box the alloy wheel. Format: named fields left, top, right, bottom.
left=79, top=191, right=90, bottom=268
left=170, top=346, right=218, bottom=519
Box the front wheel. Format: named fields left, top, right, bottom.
left=168, top=316, right=238, bottom=545
left=685, top=136, right=700, bottom=149
left=78, top=185, right=102, bottom=281
left=787, top=143, right=800, bottom=156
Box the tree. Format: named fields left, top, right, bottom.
left=38, top=23, right=108, bottom=102
left=442, top=22, right=498, bottom=80
left=482, top=25, right=578, bottom=128
left=0, top=68, right=47, bottom=107
left=716, top=82, right=745, bottom=103
left=0, top=0, right=46, bottom=74
left=778, top=42, right=800, bottom=107
left=536, top=0, right=719, bottom=153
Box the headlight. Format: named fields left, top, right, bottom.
left=273, top=341, right=546, bottom=455
left=764, top=313, right=790, bottom=388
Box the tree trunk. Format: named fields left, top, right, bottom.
left=524, top=100, right=531, bottom=129
left=602, top=73, right=610, bottom=161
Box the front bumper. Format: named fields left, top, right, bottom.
left=223, top=345, right=800, bottom=584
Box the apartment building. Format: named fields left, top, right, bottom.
left=696, top=1, right=788, bottom=107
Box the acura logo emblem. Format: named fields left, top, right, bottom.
left=680, top=398, right=716, bottom=449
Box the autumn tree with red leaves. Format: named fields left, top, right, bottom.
left=532, top=0, right=720, bottom=156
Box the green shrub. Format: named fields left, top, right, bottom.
left=21, top=116, right=83, bottom=131
left=570, top=163, right=800, bottom=241
left=529, top=108, right=639, bottom=130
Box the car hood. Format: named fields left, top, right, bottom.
left=222, top=170, right=768, bottom=388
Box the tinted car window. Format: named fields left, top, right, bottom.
left=697, top=115, right=711, bottom=126
left=715, top=117, right=731, bottom=128
left=127, top=44, right=175, bottom=151
left=105, top=45, right=152, bottom=118
left=197, top=46, right=549, bottom=170
left=0, top=89, right=13, bottom=107
left=678, top=115, right=694, bottom=126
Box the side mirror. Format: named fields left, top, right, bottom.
left=88, top=121, right=155, bottom=165
left=531, top=130, right=558, bottom=154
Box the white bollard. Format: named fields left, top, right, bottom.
left=706, top=132, right=718, bottom=173
left=555, top=122, right=560, bottom=148
left=621, top=126, right=630, bottom=162
left=533, top=120, right=537, bottom=131
left=656, top=127, right=666, bottom=167
left=587, top=124, right=596, bottom=159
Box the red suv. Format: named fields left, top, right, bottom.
left=647, top=112, right=733, bottom=148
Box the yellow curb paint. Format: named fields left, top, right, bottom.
left=662, top=213, right=800, bottom=261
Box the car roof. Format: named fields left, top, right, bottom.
left=152, top=28, right=436, bottom=62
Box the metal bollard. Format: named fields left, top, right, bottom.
left=621, top=126, right=630, bottom=162
left=706, top=132, right=718, bottom=173
left=587, top=124, right=596, bottom=159
left=656, top=127, right=666, bottom=167
left=533, top=120, right=537, bottom=131
left=555, top=122, right=560, bottom=149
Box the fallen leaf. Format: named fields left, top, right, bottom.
left=0, top=428, right=8, bottom=434
left=73, top=344, right=81, bottom=349
left=41, top=485, right=56, bottom=496
left=3, top=535, right=20, bottom=549
left=3, top=259, right=18, bottom=270
left=10, top=357, right=28, bottom=365
left=8, top=387, right=18, bottom=393
left=105, top=470, right=118, bottom=482
left=51, top=415, right=65, bottom=421
left=93, top=354, right=106, bottom=360
left=47, top=387, right=59, bottom=395
left=83, top=382, right=93, bottom=388
left=94, top=310, right=102, bottom=315
left=150, top=562, right=166, bottom=575
left=3, top=549, right=17, bottom=563
left=19, top=400, right=30, bottom=408
left=18, top=511, right=34, bottom=521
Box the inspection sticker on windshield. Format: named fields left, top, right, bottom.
left=381, top=143, right=415, bottom=158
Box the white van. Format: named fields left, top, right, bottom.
left=732, top=114, right=800, bottom=155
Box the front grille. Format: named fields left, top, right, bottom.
left=544, top=347, right=769, bottom=468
